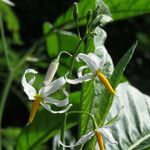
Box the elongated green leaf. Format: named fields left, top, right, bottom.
left=80, top=81, right=94, bottom=136
left=105, top=82, right=150, bottom=150
left=105, top=0, right=150, bottom=20
left=97, top=41, right=138, bottom=127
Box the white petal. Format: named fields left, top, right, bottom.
left=28, top=76, right=35, bottom=85
left=59, top=131, right=94, bottom=148
left=77, top=53, right=98, bottom=73
left=88, top=53, right=103, bottom=69
left=39, top=77, right=66, bottom=97
left=44, top=97, right=69, bottom=107
left=41, top=103, right=72, bottom=114
left=65, top=73, right=93, bottom=84
left=21, top=69, right=37, bottom=100
left=100, top=14, right=113, bottom=26
left=1, top=0, right=15, bottom=6
left=43, top=59, right=59, bottom=86
left=96, top=128, right=118, bottom=144
left=77, top=66, right=88, bottom=78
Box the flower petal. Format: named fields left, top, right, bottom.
left=77, top=66, right=88, bottom=78
left=44, top=89, right=69, bottom=107
left=59, top=131, right=94, bottom=148
left=65, top=73, right=93, bottom=84
left=43, top=59, right=59, bottom=86
left=96, top=128, right=118, bottom=144
left=41, top=103, right=72, bottom=114
left=88, top=53, right=103, bottom=69
left=1, top=0, right=15, bottom=6
left=21, top=69, right=37, bottom=100
left=39, top=77, right=66, bottom=97
left=77, top=53, right=99, bottom=73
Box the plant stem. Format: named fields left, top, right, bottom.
left=69, top=33, right=88, bottom=77
left=0, top=15, right=11, bottom=72
left=60, top=113, right=67, bottom=150
left=0, top=73, right=13, bottom=150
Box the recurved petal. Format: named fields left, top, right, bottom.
left=96, top=128, right=118, bottom=144
left=59, top=131, right=94, bottom=148
left=39, top=77, right=66, bottom=97
left=41, top=103, right=72, bottom=114
left=43, top=59, right=59, bottom=86
left=77, top=53, right=98, bottom=73
left=65, top=73, right=93, bottom=84
left=44, top=97, right=69, bottom=107
left=77, top=66, right=88, bottom=78
left=21, top=69, right=37, bottom=100
left=1, top=0, right=15, bottom=6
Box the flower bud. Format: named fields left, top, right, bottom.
left=86, top=9, right=93, bottom=26
left=43, top=59, right=59, bottom=86
left=73, top=2, right=79, bottom=23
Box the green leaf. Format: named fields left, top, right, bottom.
left=97, top=41, right=138, bottom=126
left=2, top=127, right=21, bottom=150
left=0, top=1, right=21, bottom=44
left=80, top=80, right=94, bottom=136
left=43, top=22, right=84, bottom=57
left=16, top=110, right=77, bottom=150
left=105, top=82, right=150, bottom=150
left=16, top=91, right=80, bottom=150
left=105, top=0, right=150, bottom=20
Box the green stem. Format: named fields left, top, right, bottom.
left=67, top=111, right=97, bottom=129
left=69, top=34, right=88, bottom=77
left=0, top=15, right=11, bottom=71
left=60, top=111, right=97, bottom=150
left=60, top=113, right=67, bottom=150
left=0, top=73, right=13, bottom=150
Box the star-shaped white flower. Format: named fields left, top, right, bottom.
left=59, top=106, right=124, bottom=149
left=66, top=47, right=115, bottom=95
left=22, top=68, right=72, bottom=124
left=1, top=0, right=15, bottom=6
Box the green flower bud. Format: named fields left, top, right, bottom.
left=73, top=2, right=79, bottom=23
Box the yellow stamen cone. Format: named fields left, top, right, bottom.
left=27, top=99, right=40, bottom=125
left=96, top=71, right=115, bottom=95
left=95, top=131, right=105, bottom=150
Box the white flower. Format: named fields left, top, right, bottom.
left=22, top=69, right=72, bottom=124
left=59, top=106, right=124, bottom=148
left=1, top=0, right=15, bottom=6
left=66, top=48, right=115, bottom=95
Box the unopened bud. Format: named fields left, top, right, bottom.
left=43, top=59, right=59, bottom=86
left=73, top=2, right=79, bottom=23
left=86, top=9, right=93, bottom=25
left=92, top=5, right=101, bottom=20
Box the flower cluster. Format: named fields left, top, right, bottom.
left=21, top=12, right=122, bottom=149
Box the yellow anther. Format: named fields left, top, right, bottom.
left=27, top=94, right=43, bottom=125
left=96, top=71, right=115, bottom=95
left=95, top=130, right=105, bottom=150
